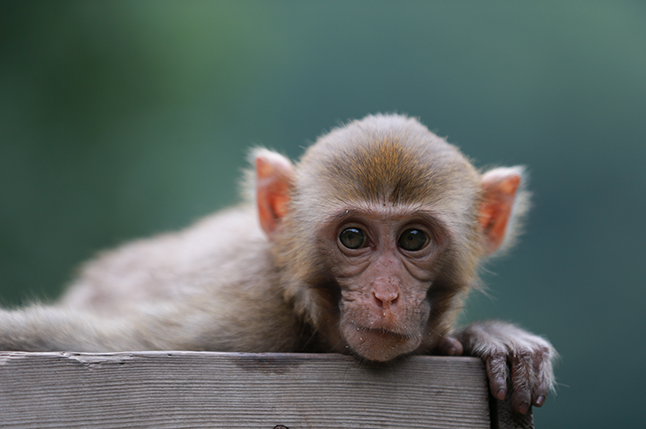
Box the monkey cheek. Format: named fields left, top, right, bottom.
left=340, top=322, right=422, bottom=363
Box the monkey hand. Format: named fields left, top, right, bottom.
left=456, top=321, right=556, bottom=415
left=432, top=335, right=464, bottom=356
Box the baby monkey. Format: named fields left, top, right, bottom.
left=0, top=114, right=555, bottom=415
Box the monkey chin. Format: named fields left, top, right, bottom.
left=342, top=323, right=422, bottom=363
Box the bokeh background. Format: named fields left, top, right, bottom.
left=2, top=1, right=645, bottom=427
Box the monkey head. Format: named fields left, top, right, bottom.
left=254, top=114, right=526, bottom=363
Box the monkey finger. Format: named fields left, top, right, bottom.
left=434, top=336, right=464, bottom=356
left=531, top=348, right=553, bottom=407
left=532, top=382, right=549, bottom=407
left=509, top=350, right=533, bottom=414
left=484, top=351, right=509, bottom=401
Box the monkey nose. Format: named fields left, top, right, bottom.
left=373, top=290, right=399, bottom=309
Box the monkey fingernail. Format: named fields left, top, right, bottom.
left=517, top=401, right=530, bottom=415
left=496, top=388, right=506, bottom=400
left=535, top=395, right=546, bottom=407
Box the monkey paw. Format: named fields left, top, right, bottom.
left=432, top=336, right=464, bottom=356
left=456, top=321, right=556, bottom=415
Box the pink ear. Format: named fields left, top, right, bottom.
left=255, top=150, right=295, bottom=238
left=478, top=168, right=522, bottom=254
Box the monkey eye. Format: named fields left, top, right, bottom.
left=339, top=228, right=367, bottom=249
left=398, top=229, right=428, bottom=251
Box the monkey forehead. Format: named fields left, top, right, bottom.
left=298, top=114, right=480, bottom=207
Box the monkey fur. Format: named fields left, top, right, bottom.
left=0, top=114, right=555, bottom=415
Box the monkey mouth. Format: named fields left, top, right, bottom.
left=342, top=322, right=422, bottom=362
left=361, top=327, right=412, bottom=340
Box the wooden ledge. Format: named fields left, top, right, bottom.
left=0, top=351, right=533, bottom=428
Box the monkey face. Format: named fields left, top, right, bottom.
left=321, top=205, right=449, bottom=362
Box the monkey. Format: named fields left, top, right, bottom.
left=0, top=114, right=555, bottom=415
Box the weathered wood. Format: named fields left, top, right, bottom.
left=0, top=352, right=532, bottom=429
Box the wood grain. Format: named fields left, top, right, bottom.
left=0, top=351, right=526, bottom=428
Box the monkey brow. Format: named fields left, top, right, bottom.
left=327, top=206, right=448, bottom=228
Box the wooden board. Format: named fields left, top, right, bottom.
left=0, top=351, right=532, bottom=428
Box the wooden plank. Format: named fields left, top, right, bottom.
left=0, top=351, right=527, bottom=429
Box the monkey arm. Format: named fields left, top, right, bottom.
left=455, top=321, right=556, bottom=415
left=0, top=304, right=193, bottom=352
left=0, top=298, right=302, bottom=353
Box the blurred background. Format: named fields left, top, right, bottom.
left=1, top=1, right=645, bottom=427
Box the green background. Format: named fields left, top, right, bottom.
left=2, top=1, right=645, bottom=427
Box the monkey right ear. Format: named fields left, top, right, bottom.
left=478, top=167, right=524, bottom=255
left=254, top=149, right=295, bottom=238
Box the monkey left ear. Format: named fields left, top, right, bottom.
left=478, top=167, right=524, bottom=255
left=254, top=149, right=295, bottom=238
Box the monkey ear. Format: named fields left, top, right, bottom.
left=254, top=149, right=295, bottom=238
left=478, top=167, right=524, bottom=255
